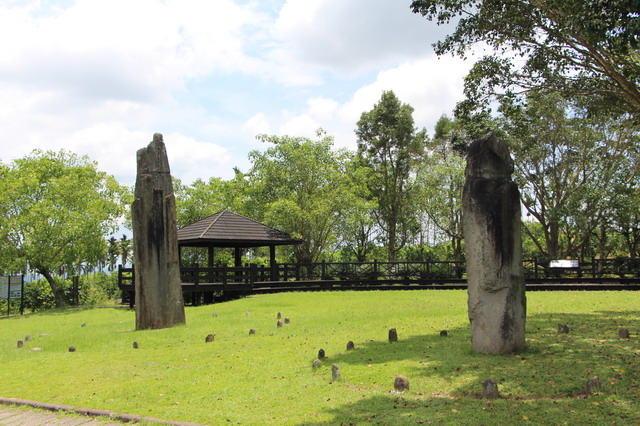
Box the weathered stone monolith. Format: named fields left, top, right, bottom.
left=462, top=133, right=526, bottom=354
left=132, top=133, right=186, bottom=330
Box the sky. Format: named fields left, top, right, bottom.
left=0, top=0, right=472, bottom=187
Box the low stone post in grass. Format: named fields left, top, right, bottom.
left=619, top=328, right=630, bottom=339
left=331, top=364, right=340, bottom=381
left=462, top=133, right=526, bottom=354
left=586, top=376, right=602, bottom=395
left=389, top=328, right=398, bottom=343
left=482, top=379, right=500, bottom=399
left=394, top=376, right=409, bottom=392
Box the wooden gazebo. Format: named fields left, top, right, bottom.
left=177, top=210, right=302, bottom=280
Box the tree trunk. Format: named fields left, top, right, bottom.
left=39, top=268, right=65, bottom=309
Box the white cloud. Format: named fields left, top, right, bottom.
left=269, top=0, right=452, bottom=82
left=0, top=0, right=472, bottom=188
left=242, top=112, right=273, bottom=143
left=256, top=55, right=471, bottom=150
left=278, top=114, right=320, bottom=139
left=342, top=55, right=471, bottom=130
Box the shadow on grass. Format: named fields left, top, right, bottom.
left=304, top=310, right=640, bottom=425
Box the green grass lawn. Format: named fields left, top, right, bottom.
left=1, top=290, right=639, bottom=425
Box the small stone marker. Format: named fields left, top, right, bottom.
left=312, top=359, right=321, bottom=369
left=81, top=323, right=87, bottom=327
left=133, top=341, right=139, bottom=349
left=68, top=346, right=76, bottom=352
left=346, top=341, right=355, bottom=350
left=277, top=320, right=283, bottom=328
left=318, top=349, right=326, bottom=359
left=284, top=317, right=290, bottom=324
left=331, top=364, right=340, bottom=381
left=17, top=340, right=24, bottom=348
left=212, top=312, right=218, bottom=317
left=440, top=330, right=448, bottom=337
left=277, top=312, right=282, bottom=319
left=24, top=335, right=31, bottom=341
left=205, top=334, right=215, bottom=343
left=394, top=375, right=410, bottom=392
left=31, top=347, right=42, bottom=352
left=389, top=328, right=398, bottom=343
left=249, top=329, right=256, bottom=335
left=619, top=328, right=630, bottom=339
left=557, top=324, right=570, bottom=334
left=246, top=312, right=251, bottom=317
left=482, top=379, right=500, bottom=399
left=586, top=376, right=602, bottom=395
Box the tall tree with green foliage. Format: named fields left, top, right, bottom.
left=336, top=155, right=379, bottom=262
left=499, top=91, right=638, bottom=259
left=356, top=91, right=426, bottom=261
left=247, top=130, right=353, bottom=263
left=174, top=172, right=248, bottom=228
left=411, top=0, right=640, bottom=115
left=119, top=234, right=132, bottom=266
left=417, top=115, right=466, bottom=267
left=0, top=150, right=127, bottom=308
left=106, top=236, right=119, bottom=271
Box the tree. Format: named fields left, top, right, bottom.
left=499, top=91, right=638, bottom=259
left=106, top=236, right=119, bottom=271
left=0, top=150, right=127, bottom=308
left=119, top=234, right=132, bottom=266
left=174, top=172, right=248, bottom=228
left=336, top=156, right=379, bottom=262
left=247, top=130, right=353, bottom=263
left=417, top=115, right=466, bottom=268
left=355, top=91, right=426, bottom=261
left=411, top=0, right=640, bottom=115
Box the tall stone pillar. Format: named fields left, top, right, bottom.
left=462, top=133, right=525, bottom=354
left=132, top=133, right=186, bottom=330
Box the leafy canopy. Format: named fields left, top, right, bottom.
left=411, top=0, right=640, bottom=114
left=0, top=150, right=127, bottom=305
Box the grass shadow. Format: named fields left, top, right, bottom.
left=306, top=310, right=640, bottom=425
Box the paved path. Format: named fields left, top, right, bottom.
left=0, top=406, right=122, bottom=425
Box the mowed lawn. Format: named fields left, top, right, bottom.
left=1, top=290, right=639, bottom=425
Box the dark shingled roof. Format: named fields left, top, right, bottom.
left=177, top=210, right=302, bottom=248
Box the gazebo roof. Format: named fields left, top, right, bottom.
left=177, top=209, right=302, bottom=248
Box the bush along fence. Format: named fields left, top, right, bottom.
left=118, top=257, right=640, bottom=306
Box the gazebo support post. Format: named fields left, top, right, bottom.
left=208, top=246, right=214, bottom=268
left=235, top=247, right=242, bottom=283
left=270, top=245, right=278, bottom=281
left=234, top=247, right=242, bottom=268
